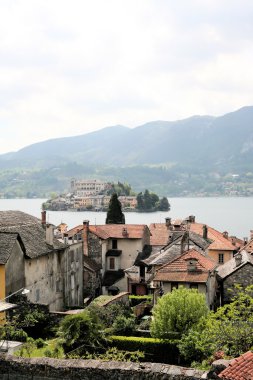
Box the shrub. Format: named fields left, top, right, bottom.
left=129, top=295, right=152, bottom=306
left=151, top=287, right=209, bottom=339
left=82, top=347, right=144, bottom=362
left=109, top=336, right=179, bottom=364
left=111, top=316, right=136, bottom=336
left=36, top=338, right=45, bottom=349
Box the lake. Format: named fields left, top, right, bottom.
left=0, top=197, right=252, bottom=239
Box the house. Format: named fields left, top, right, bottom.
left=83, top=255, right=101, bottom=299
left=71, top=179, right=111, bottom=196
left=217, top=250, right=253, bottom=304
left=66, top=221, right=151, bottom=295
left=0, top=231, right=26, bottom=310
left=149, top=216, right=241, bottom=265
left=0, top=210, right=83, bottom=311
left=125, top=229, right=210, bottom=296
left=243, top=232, right=253, bottom=253
left=153, top=249, right=218, bottom=308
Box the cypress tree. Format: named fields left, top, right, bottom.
left=106, top=193, right=125, bottom=224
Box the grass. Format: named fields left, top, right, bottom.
left=14, top=338, right=65, bottom=359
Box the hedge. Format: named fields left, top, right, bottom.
left=109, top=335, right=180, bottom=364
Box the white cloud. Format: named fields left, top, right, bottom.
left=0, top=0, right=253, bottom=153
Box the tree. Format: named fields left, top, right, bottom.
left=106, top=193, right=125, bottom=224
left=179, top=285, right=253, bottom=363
left=58, top=310, right=106, bottom=355
left=136, top=192, right=145, bottom=210
left=158, top=197, right=170, bottom=211
left=150, top=287, right=209, bottom=339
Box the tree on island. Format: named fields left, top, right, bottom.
left=106, top=193, right=125, bottom=224
left=137, top=190, right=170, bottom=212
left=158, top=197, right=170, bottom=211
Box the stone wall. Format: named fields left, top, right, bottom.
left=88, top=232, right=102, bottom=267
left=0, top=355, right=206, bottom=380
left=223, top=262, right=253, bottom=303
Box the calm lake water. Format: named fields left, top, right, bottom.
left=0, top=197, right=252, bottom=239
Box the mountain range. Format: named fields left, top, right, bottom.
left=1, top=106, right=253, bottom=197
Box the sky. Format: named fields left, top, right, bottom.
left=0, top=0, right=253, bottom=154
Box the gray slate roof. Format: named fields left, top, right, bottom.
left=217, top=250, right=253, bottom=279
left=0, top=211, right=65, bottom=259
left=143, top=231, right=210, bottom=267
left=0, top=232, right=23, bottom=264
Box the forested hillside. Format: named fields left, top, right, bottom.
left=1, top=106, right=253, bottom=197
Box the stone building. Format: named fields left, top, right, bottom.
left=0, top=211, right=83, bottom=311
left=0, top=232, right=26, bottom=304
left=153, top=249, right=218, bottom=308
left=149, top=216, right=242, bottom=264
left=217, top=250, right=253, bottom=304
left=71, top=179, right=111, bottom=196
left=67, top=221, right=151, bottom=295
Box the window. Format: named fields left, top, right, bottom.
left=171, top=282, right=178, bottom=291
left=112, top=239, right=117, bottom=249
left=218, top=253, right=224, bottom=264
left=109, top=257, right=115, bottom=270
left=140, top=265, right=145, bottom=279
left=190, top=283, right=198, bottom=289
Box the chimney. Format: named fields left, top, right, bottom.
left=46, top=224, right=54, bottom=246
left=83, top=220, right=89, bottom=256
left=222, top=231, right=228, bottom=239
left=122, top=227, right=128, bottom=237
left=250, top=230, right=253, bottom=240
left=235, top=253, right=243, bottom=267
left=165, top=217, right=171, bottom=229
left=41, top=210, right=46, bottom=227
left=63, top=233, right=69, bottom=245
left=203, top=225, right=208, bottom=240
left=188, top=215, right=195, bottom=223
left=244, top=237, right=248, bottom=245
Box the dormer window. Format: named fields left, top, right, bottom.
left=185, top=258, right=198, bottom=271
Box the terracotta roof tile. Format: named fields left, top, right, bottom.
left=149, top=221, right=237, bottom=251
left=149, top=223, right=169, bottom=246
left=68, top=224, right=149, bottom=240
left=153, top=249, right=217, bottom=283
left=189, top=223, right=236, bottom=251
left=219, top=351, right=253, bottom=379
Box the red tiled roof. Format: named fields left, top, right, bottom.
left=67, top=224, right=149, bottom=240
left=228, top=236, right=244, bottom=250
left=153, top=249, right=217, bottom=283
left=149, top=221, right=237, bottom=251
left=149, top=223, right=169, bottom=246
left=189, top=223, right=236, bottom=251
left=219, top=351, right=253, bottom=380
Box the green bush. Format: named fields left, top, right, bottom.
left=129, top=295, right=152, bottom=306
left=82, top=347, right=144, bottom=362
left=109, top=336, right=180, bottom=364
left=111, top=316, right=136, bottom=336
left=3, top=325, right=28, bottom=342
left=36, top=338, right=45, bottom=349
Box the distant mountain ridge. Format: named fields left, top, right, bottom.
left=1, top=106, right=253, bottom=171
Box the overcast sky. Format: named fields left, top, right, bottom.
left=0, top=0, right=253, bottom=154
